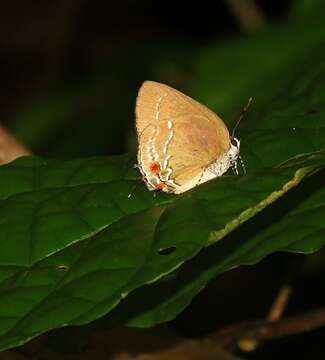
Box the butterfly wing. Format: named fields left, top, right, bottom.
left=136, top=81, right=231, bottom=193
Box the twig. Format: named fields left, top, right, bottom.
left=226, top=0, right=265, bottom=31
left=238, top=284, right=293, bottom=351
left=114, top=339, right=243, bottom=360
left=267, top=284, right=292, bottom=322
left=238, top=255, right=306, bottom=351
left=0, top=124, right=31, bottom=165
left=213, top=307, right=325, bottom=351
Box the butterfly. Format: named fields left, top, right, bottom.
left=135, top=81, right=246, bottom=194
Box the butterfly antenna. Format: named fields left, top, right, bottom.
left=232, top=97, right=253, bottom=138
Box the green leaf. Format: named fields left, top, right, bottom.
left=0, top=156, right=207, bottom=349
left=107, top=158, right=325, bottom=328
left=289, top=0, right=325, bottom=20
left=0, top=149, right=324, bottom=350
left=2, top=6, right=325, bottom=351
left=111, top=18, right=325, bottom=328
left=191, top=15, right=325, bottom=125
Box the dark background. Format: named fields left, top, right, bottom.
left=0, top=0, right=290, bottom=157
left=2, top=1, right=325, bottom=359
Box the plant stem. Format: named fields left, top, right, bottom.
left=213, top=307, right=325, bottom=351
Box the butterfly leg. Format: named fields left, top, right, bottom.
left=127, top=179, right=143, bottom=198
left=233, top=160, right=239, bottom=175
left=238, top=155, right=246, bottom=174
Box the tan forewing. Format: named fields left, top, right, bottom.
left=138, top=122, right=205, bottom=193
left=171, top=114, right=229, bottom=169
left=136, top=81, right=231, bottom=192
left=136, top=81, right=229, bottom=136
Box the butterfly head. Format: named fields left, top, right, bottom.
left=229, top=136, right=240, bottom=163
left=228, top=96, right=252, bottom=165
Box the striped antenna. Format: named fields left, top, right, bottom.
left=232, top=97, right=253, bottom=138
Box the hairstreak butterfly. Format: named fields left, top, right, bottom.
left=136, top=81, right=247, bottom=194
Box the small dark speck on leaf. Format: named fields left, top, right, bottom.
left=158, top=246, right=177, bottom=255
left=303, top=107, right=321, bottom=115
left=56, top=264, right=69, bottom=271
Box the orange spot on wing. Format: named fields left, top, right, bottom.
left=149, top=162, right=161, bottom=174
left=155, top=183, right=167, bottom=191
